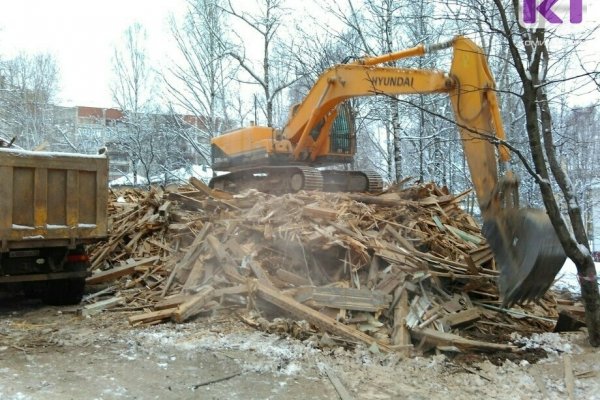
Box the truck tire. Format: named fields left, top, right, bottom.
left=42, top=249, right=89, bottom=305
left=41, top=277, right=86, bottom=306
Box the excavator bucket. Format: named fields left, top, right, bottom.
left=482, top=208, right=566, bottom=307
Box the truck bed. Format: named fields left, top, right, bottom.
left=0, top=148, right=108, bottom=250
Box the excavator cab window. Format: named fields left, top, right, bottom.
left=330, top=104, right=355, bottom=154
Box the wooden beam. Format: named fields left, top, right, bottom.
left=128, top=308, right=175, bottom=326
left=303, top=205, right=338, bottom=220
left=173, top=285, right=215, bottom=323
left=189, top=176, right=232, bottom=200
left=305, top=287, right=391, bottom=312
left=253, top=280, right=391, bottom=352
left=324, top=367, right=354, bottom=400
left=162, top=222, right=211, bottom=296
left=249, top=261, right=275, bottom=288
left=411, top=328, right=517, bottom=352
left=81, top=296, right=124, bottom=317
left=86, top=256, right=160, bottom=284
left=391, top=286, right=411, bottom=349
left=275, top=269, right=311, bottom=286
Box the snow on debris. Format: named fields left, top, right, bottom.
left=509, top=331, right=580, bottom=355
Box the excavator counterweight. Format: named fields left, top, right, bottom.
left=209, top=36, right=566, bottom=305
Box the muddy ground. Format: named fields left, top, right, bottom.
left=1, top=293, right=599, bottom=400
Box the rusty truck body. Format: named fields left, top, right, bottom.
left=0, top=147, right=108, bottom=304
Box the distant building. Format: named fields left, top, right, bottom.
left=51, top=105, right=214, bottom=183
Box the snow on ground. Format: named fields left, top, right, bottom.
left=109, top=164, right=214, bottom=187
left=553, top=258, right=600, bottom=295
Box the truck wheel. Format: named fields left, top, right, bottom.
left=41, top=278, right=86, bottom=306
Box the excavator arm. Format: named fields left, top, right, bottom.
left=285, top=37, right=508, bottom=214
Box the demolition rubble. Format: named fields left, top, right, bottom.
left=84, top=178, right=579, bottom=354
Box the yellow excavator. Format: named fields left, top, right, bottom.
left=210, top=36, right=566, bottom=306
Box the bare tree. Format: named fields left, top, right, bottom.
left=111, top=23, right=157, bottom=113
left=223, top=0, right=301, bottom=127
left=0, top=53, right=60, bottom=149
left=486, top=0, right=600, bottom=345
left=111, top=23, right=162, bottom=184
left=165, top=0, right=233, bottom=164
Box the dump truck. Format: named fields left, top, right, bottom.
left=209, top=36, right=567, bottom=306
left=0, top=146, right=108, bottom=305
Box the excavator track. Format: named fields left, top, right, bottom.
left=293, top=166, right=324, bottom=191
left=209, top=166, right=323, bottom=194
left=321, top=170, right=384, bottom=193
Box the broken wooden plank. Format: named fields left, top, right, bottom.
left=206, top=234, right=229, bottom=263
left=182, top=257, right=207, bottom=293
left=442, top=308, right=481, bottom=328
left=173, top=285, right=215, bottom=323
left=444, top=224, right=482, bottom=244
left=275, top=269, right=311, bottom=286
left=86, top=256, right=160, bottom=285
left=154, top=294, right=194, bottom=310
left=213, top=284, right=250, bottom=297
left=383, top=225, right=417, bottom=252
left=375, top=271, right=404, bottom=295
left=391, top=286, right=411, bottom=350
left=162, top=222, right=211, bottom=296
left=324, top=366, right=354, bottom=400
left=128, top=308, right=175, bottom=326
left=252, top=280, right=391, bottom=352
left=189, top=176, right=233, bottom=200
left=303, top=204, right=339, bottom=220
left=411, top=328, right=517, bottom=352
left=564, top=355, right=575, bottom=400
left=249, top=261, right=275, bottom=288
left=167, top=192, right=205, bottom=211
left=305, top=287, right=392, bottom=312
left=367, top=255, right=381, bottom=289
left=158, top=200, right=172, bottom=219
left=81, top=296, right=124, bottom=317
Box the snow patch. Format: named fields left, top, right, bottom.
left=553, top=258, right=600, bottom=295
left=134, top=326, right=317, bottom=376
left=510, top=332, right=579, bottom=355
left=109, top=164, right=215, bottom=187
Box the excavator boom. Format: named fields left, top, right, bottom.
left=210, top=36, right=566, bottom=305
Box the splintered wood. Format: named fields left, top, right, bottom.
left=86, top=181, right=561, bottom=353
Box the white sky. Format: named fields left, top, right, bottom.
left=0, top=0, right=187, bottom=108
left=0, top=0, right=598, bottom=109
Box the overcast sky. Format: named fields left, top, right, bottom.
left=0, top=1, right=598, bottom=109
left=0, top=0, right=186, bottom=108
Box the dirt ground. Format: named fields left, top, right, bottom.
left=1, top=293, right=599, bottom=400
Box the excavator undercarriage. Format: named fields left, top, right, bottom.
left=209, top=166, right=384, bottom=194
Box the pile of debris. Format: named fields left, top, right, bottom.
left=85, top=178, right=564, bottom=353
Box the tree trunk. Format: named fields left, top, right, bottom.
left=391, top=98, right=402, bottom=182
left=537, top=85, right=600, bottom=347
